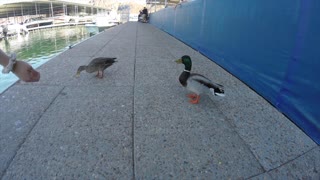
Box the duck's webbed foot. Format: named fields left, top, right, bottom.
left=95, top=71, right=104, bottom=79
left=187, top=94, right=197, bottom=99
left=96, top=71, right=100, bottom=77
left=99, top=72, right=104, bottom=79
left=188, top=94, right=200, bottom=104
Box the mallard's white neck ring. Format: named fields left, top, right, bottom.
left=184, top=69, right=190, bottom=73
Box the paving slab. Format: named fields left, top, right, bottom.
left=213, top=79, right=316, bottom=171
left=0, top=22, right=318, bottom=179
left=0, top=85, right=63, bottom=177
left=2, top=86, right=133, bottom=179
left=268, top=146, right=320, bottom=179
left=135, top=57, right=180, bottom=87
left=134, top=85, right=264, bottom=179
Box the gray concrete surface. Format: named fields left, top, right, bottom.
left=0, top=22, right=319, bottom=179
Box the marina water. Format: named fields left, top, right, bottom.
left=0, top=25, right=92, bottom=93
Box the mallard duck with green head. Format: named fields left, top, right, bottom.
left=76, top=57, right=117, bottom=78
left=175, top=55, right=225, bottom=104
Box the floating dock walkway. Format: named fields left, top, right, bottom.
left=0, top=22, right=319, bottom=179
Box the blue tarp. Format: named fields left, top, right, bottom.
left=150, top=0, right=320, bottom=144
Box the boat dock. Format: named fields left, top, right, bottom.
left=0, top=22, right=319, bottom=179
left=26, top=21, right=92, bottom=31
left=0, top=0, right=120, bottom=39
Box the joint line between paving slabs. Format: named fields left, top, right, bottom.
left=94, top=24, right=127, bottom=55
left=131, top=23, right=138, bottom=180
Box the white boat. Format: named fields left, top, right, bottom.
left=85, top=16, right=118, bottom=35
left=23, top=17, right=54, bottom=29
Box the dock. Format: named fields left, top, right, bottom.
left=0, top=22, right=319, bottom=179
left=26, top=21, right=92, bottom=31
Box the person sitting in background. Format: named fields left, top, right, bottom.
left=0, top=48, right=40, bottom=82
left=142, top=7, right=148, bottom=22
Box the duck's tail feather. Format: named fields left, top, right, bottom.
left=209, top=88, right=225, bottom=97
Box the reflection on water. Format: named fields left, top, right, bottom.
left=0, top=25, right=91, bottom=93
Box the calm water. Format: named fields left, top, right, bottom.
left=0, top=25, right=92, bottom=93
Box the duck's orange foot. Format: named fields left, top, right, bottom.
left=187, top=94, right=197, bottom=99
left=188, top=94, right=200, bottom=104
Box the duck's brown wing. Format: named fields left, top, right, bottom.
left=88, top=57, right=116, bottom=65
left=102, top=58, right=117, bottom=70
left=86, top=57, right=117, bottom=72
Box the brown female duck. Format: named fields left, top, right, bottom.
left=76, top=57, right=117, bottom=78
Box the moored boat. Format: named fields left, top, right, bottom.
left=23, top=16, right=54, bottom=29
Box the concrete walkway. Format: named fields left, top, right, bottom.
left=0, top=22, right=319, bottom=179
